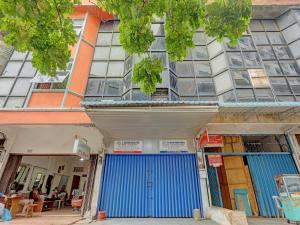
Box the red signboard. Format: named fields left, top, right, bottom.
left=208, top=155, right=223, bottom=167
left=198, top=129, right=209, bottom=148
left=206, top=135, right=224, bottom=147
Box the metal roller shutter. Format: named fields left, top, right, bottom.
left=98, top=154, right=202, bottom=217
left=246, top=154, right=298, bottom=217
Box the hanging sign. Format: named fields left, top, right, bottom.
left=198, top=129, right=209, bottom=148
left=208, top=155, right=223, bottom=167
left=160, top=140, right=188, bottom=153
left=206, top=135, right=224, bottom=148
left=73, top=138, right=90, bottom=160
left=114, top=140, right=143, bottom=153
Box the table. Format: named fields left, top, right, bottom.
left=7, top=196, right=22, bottom=218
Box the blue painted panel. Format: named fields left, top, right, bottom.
left=99, top=154, right=202, bottom=217
left=247, top=154, right=298, bottom=217
left=207, top=165, right=223, bottom=207
left=234, top=188, right=252, bottom=216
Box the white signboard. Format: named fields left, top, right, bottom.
left=73, top=138, right=90, bottom=160
left=114, top=140, right=143, bottom=153
left=160, top=140, right=188, bottom=152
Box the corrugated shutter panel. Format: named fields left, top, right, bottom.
left=246, top=154, right=298, bottom=217
left=99, top=154, right=202, bottom=218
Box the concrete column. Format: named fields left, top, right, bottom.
left=90, top=156, right=103, bottom=219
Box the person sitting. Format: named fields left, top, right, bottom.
left=58, top=185, right=68, bottom=206
left=29, top=187, right=41, bottom=203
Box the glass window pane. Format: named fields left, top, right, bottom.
left=151, top=24, right=164, bottom=36
left=197, top=78, right=215, bottom=95
left=218, top=90, right=236, bottom=102
left=239, top=36, right=255, bottom=50
left=211, top=53, right=227, bottom=75
left=107, top=62, right=124, bottom=77
left=104, top=79, right=123, bottom=96
left=11, top=78, right=31, bottom=96
left=90, top=62, right=107, bottom=77
left=273, top=46, right=293, bottom=59
left=194, top=62, right=211, bottom=77
left=232, top=70, right=252, bottom=87
left=85, top=78, right=104, bottom=96
left=224, top=38, right=240, bottom=51
left=236, top=89, right=255, bottom=102
left=280, top=61, right=300, bottom=76
left=94, top=47, right=110, bottom=60
left=191, top=46, right=208, bottom=60
left=177, top=78, right=197, bottom=96
left=0, top=97, right=5, bottom=107
left=207, top=40, right=223, bottom=58
left=252, top=32, right=269, bottom=45
left=0, top=78, right=14, bottom=95
left=174, top=61, right=194, bottom=77
left=151, top=37, right=165, bottom=51
left=288, top=77, right=300, bottom=94
left=270, top=77, right=292, bottom=94
left=99, top=21, right=114, bottom=32
left=132, top=89, right=150, bottom=101
left=113, top=21, right=120, bottom=32
left=227, top=52, right=244, bottom=68
left=2, top=62, right=23, bottom=77
left=124, top=73, right=132, bottom=91
left=73, top=19, right=84, bottom=27
left=248, top=69, right=270, bottom=88
left=5, top=97, right=25, bottom=108
left=264, top=61, right=282, bottom=76
left=19, top=62, right=36, bottom=77
left=290, top=39, right=300, bottom=58
left=170, top=73, right=177, bottom=91
left=257, top=46, right=276, bottom=60
left=267, top=32, right=285, bottom=44
left=214, top=71, right=233, bottom=94
left=243, top=52, right=261, bottom=67
left=96, top=33, right=112, bottom=46
left=112, top=33, right=121, bottom=45
left=261, top=20, right=279, bottom=31
left=255, top=89, right=274, bottom=101
left=10, top=51, right=27, bottom=60
left=277, top=96, right=295, bottom=102
left=282, top=23, right=300, bottom=43
left=250, top=20, right=264, bottom=31
left=193, top=32, right=206, bottom=45
left=124, top=56, right=133, bottom=74
left=151, top=52, right=167, bottom=67
left=110, top=47, right=126, bottom=60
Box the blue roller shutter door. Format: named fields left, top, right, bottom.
left=247, top=154, right=298, bottom=217
left=99, top=154, right=202, bottom=217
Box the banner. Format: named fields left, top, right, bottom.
left=160, top=140, right=188, bottom=152
left=114, top=140, right=143, bottom=153
left=73, top=138, right=90, bottom=160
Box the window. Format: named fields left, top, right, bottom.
left=2, top=62, right=23, bottom=77
left=250, top=20, right=264, bottom=31
left=110, top=47, right=126, bottom=60
left=273, top=46, right=293, bottom=59
left=214, top=71, right=233, bottom=94
left=19, top=62, right=36, bottom=77
left=107, top=62, right=124, bottom=77
left=151, top=24, right=164, bottom=36
left=174, top=62, right=194, bottom=77
left=255, top=89, right=274, bottom=101
left=170, top=73, right=177, bottom=91
left=236, top=89, right=255, bottom=102
left=177, top=78, right=197, bottom=96
left=264, top=61, right=282, bottom=76
left=210, top=53, right=227, bottom=75
left=257, top=46, right=275, bottom=60
left=227, top=52, right=244, bottom=68
left=151, top=37, right=165, bottom=51
left=261, top=20, right=279, bottom=31
left=232, top=70, right=252, bottom=87
left=85, top=78, right=104, bottom=96
left=280, top=61, right=300, bottom=76
left=218, top=90, right=236, bottom=102
left=90, top=62, right=107, bottom=77
left=252, top=32, right=269, bottom=45
left=10, top=51, right=27, bottom=60
left=190, top=46, right=208, bottom=60
left=197, top=78, right=215, bottom=95
left=11, top=78, right=31, bottom=96
left=96, top=33, right=112, bottom=46
left=0, top=78, right=14, bottom=95
left=267, top=32, right=285, bottom=45
left=194, top=62, right=211, bottom=77
left=288, top=77, right=300, bottom=94
left=5, top=97, right=25, bottom=108
left=239, top=37, right=255, bottom=50
left=282, top=23, right=300, bottom=44
left=249, top=69, right=270, bottom=88
left=193, top=32, right=206, bottom=45
left=104, top=79, right=123, bottom=96
left=243, top=52, right=261, bottom=67
left=94, top=47, right=110, bottom=60
left=99, top=21, right=114, bottom=32
left=270, top=77, right=292, bottom=95
left=132, top=89, right=150, bottom=101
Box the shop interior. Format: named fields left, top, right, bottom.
left=6, top=155, right=90, bottom=217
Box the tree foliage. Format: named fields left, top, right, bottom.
left=98, top=0, right=252, bottom=94
left=0, top=0, right=77, bottom=76
left=0, top=0, right=251, bottom=93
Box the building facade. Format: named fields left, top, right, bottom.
left=0, top=0, right=300, bottom=219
